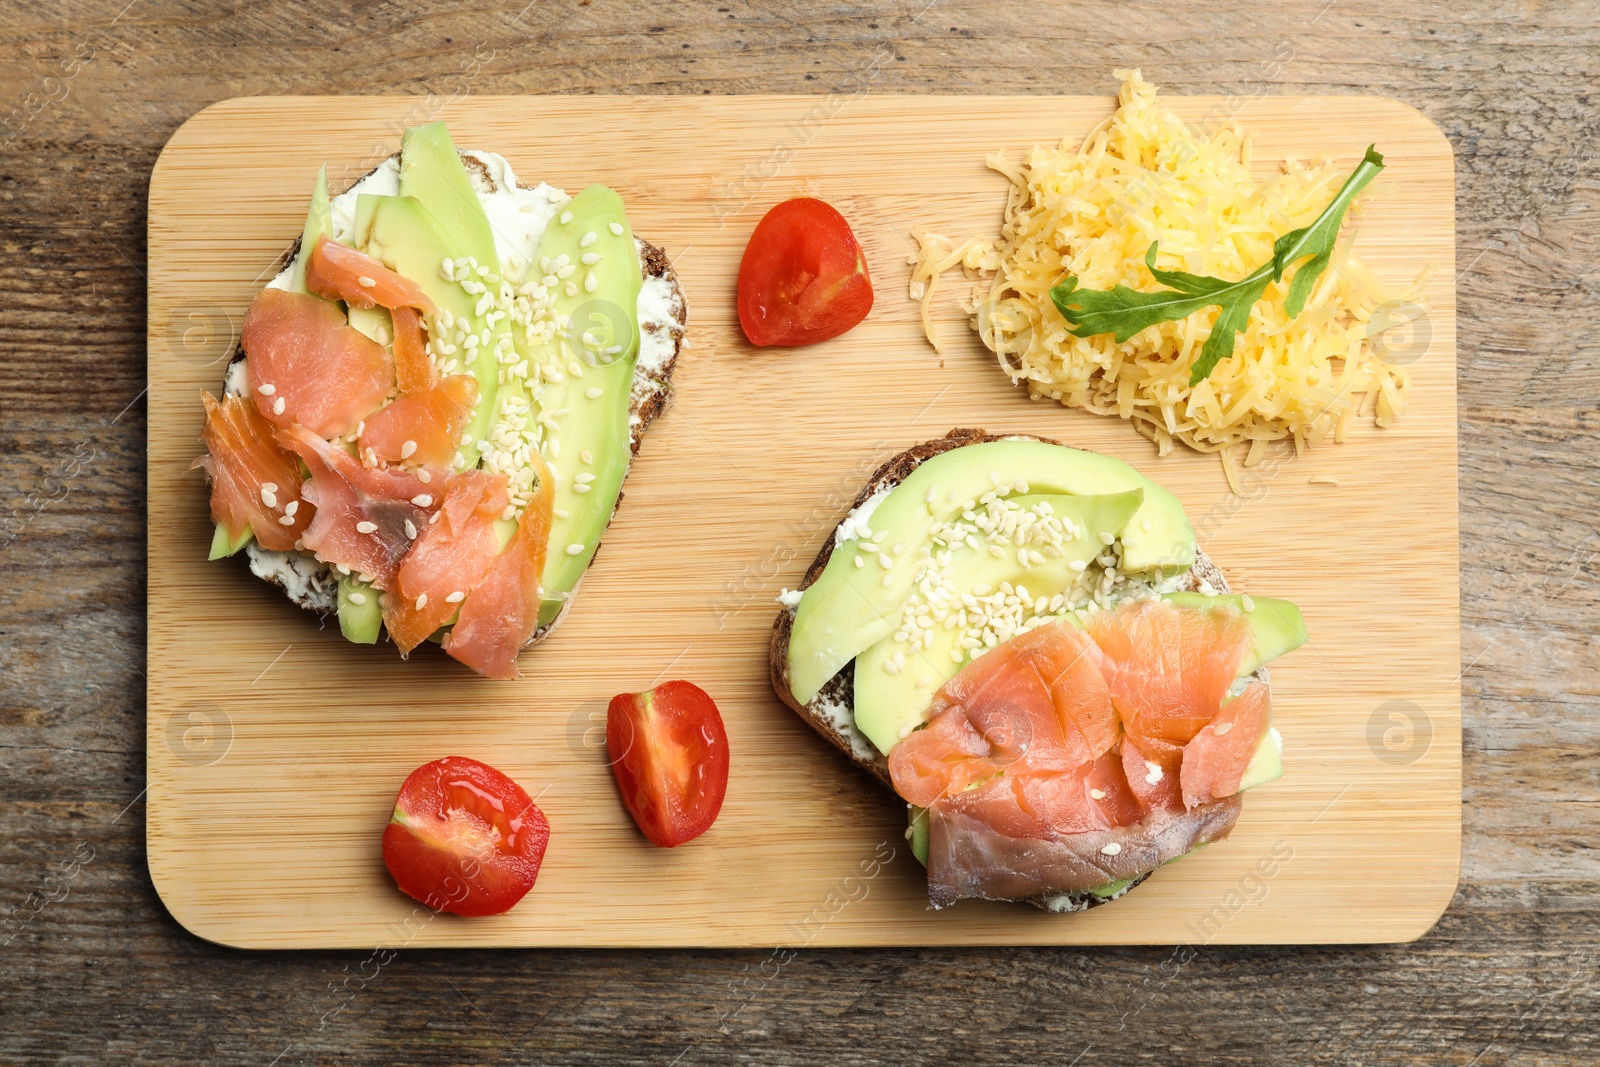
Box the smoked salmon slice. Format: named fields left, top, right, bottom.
left=1088, top=599, right=1253, bottom=748
left=390, top=305, right=437, bottom=394
left=889, top=622, right=1116, bottom=808
left=358, top=375, right=478, bottom=469
left=382, top=469, right=510, bottom=655
left=1180, top=681, right=1271, bottom=809
left=274, top=424, right=437, bottom=590
left=890, top=600, right=1270, bottom=906
left=243, top=288, right=395, bottom=439
left=197, top=391, right=312, bottom=551
left=306, top=235, right=436, bottom=314
left=445, top=454, right=556, bottom=680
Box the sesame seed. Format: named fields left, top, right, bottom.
left=358, top=275, right=376, bottom=288
left=417, top=468, right=431, bottom=484
left=355, top=521, right=378, bottom=534
left=1214, top=722, right=1233, bottom=736
left=553, top=508, right=569, bottom=519
left=573, top=483, right=591, bottom=494
left=277, top=514, right=295, bottom=526
left=445, top=590, right=465, bottom=604
left=404, top=519, right=417, bottom=539
left=608, top=221, right=624, bottom=236
left=1241, top=594, right=1256, bottom=612
left=1098, top=531, right=1115, bottom=546
left=429, top=512, right=441, bottom=525
left=284, top=500, right=299, bottom=517
left=565, top=282, right=578, bottom=297
left=1089, top=789, right=1106, bottom=800
left=1069, top=559, right=1088, bottom=572
left=579, top=231, right=598, bottom=248
left=580, top=449, right=593, bottom=464
left=415, top=593, right=428, bottom=610
left=400, top=440, right=417, bottom=459
left=565, top=543, right=585, bottom=556
left=1100, top=843, right=1122, bottom=856
left=256, top=383, right=276, bottom=396
left=585, top=386, right=603, bottom=399
left=259, top=486, right=277, bottom=508
left=272, top=397, right=286, bottom=416
left=584, top=272, right=598, bottom=293
left=559, top=210, right=573, bottom=224
left=411, top=494, right=433, bottom=507
left=347, top=591, right=367, bottom=605
left=854, top=556, right=864, bottom=569
left=581, top=252, right=601, bottom=265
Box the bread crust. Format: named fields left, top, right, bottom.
left=768, top=428, right=1260, bottom=911
left=218, top=152, right=686, bottom=647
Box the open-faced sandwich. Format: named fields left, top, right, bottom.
left=770, top=429, right=1307, bottom=910
left=196, top=123, right=686, bottom=678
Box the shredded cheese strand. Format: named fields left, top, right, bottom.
left=913, top=69, right=1418, bottom=457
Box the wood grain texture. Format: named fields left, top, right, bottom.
left=1, top=0, right=1597, bottom=1063
left=145, top=94, right=1459, bottom=948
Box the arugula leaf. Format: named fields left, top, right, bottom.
left=1050, top=145, right=1385, bottom=386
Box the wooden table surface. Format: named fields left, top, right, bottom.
left=1, top=1, right=1594, bottom=1063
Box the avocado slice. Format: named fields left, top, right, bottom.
left=368, top=121, right=509, bottom=450
left=512, top=185, right=643, bottom=626
left=787, top=440, right=1195, bottom=705
left=1239, top=725, right=1284, bottom=791
left=909, top=805, right=930, bottom=866
left=337, top=575, right=382, bottom=644
left=359, top=192, right=509, bottom=457
left=1160, top=592, right=1307, bottom=675
left=345, top=305, right=393, bottom=347
left=399, top=124, right=498, bottom=266
left=208, top=521, right=253, bottom=560
left=289, top=163, right=331, bottom=295
left=852, top=491, right=1144, bottom=755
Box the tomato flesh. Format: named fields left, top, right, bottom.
left=381, top=756, right=549, bottom=916
left=737, top=198, right=873, bottom=347
left=606, top=681, right=730, bottom=847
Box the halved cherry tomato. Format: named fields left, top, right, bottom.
left=737, top=197, right=873, bottom=347
left=606, top=681, right=729, bottom=847
left=381, top=756, right=549, bottom=917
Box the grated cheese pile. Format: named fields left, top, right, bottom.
left=911, top=69, right=1419, bottom=474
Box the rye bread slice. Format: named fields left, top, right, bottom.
left=219, top=151, right=687, bottom=648
left=767, top=428, right=1260, bottom=912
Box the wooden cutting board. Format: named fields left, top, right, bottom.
left=146, top=94, right=1458, bottom=948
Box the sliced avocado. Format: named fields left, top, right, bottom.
left=360, top=193, right=509, bottom=457
left=852, top=491, right=1143, bottom=755
left=208, top=521, right=253, bottom=560
left=514, top=185, right=643, bottom=626
left=369, top=122, right=507, bottom=450
left=909, top=805, right=930, bottom=867
left=289, top=163, right=331, bottom=295
left=337, top=575, right=382, bottom=644
left=399, top=124, right=498, bottom=264
left=788, top=440, right=1195, bottom=705
left=1238, top=725, right=1283, bottom=791
left=346, top=305, right=393, bottom=347
left=1088, top=877, right=1135, bottom=899
left=1161, top=592, right=1307, bottom=675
